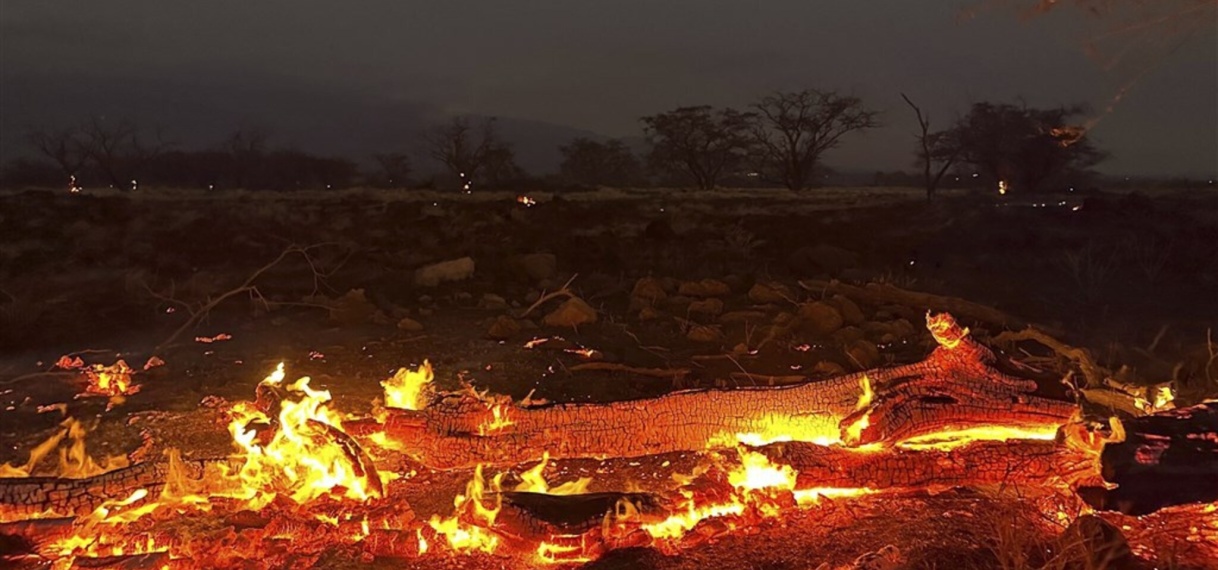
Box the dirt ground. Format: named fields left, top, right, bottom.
left=1, top=186, right=1216, bottom=569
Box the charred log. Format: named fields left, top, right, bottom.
left=1093, top=402, right=1218, bottom=514
left=387, top=318, right=1075, bottom=469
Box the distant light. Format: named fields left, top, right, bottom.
left=972, top=173, right=979, bottom=178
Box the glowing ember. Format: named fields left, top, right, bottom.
left=897, top=425, right=1060, bottom=451
left=517, top=195, right=537, bottom=207
left=427, top=464, right=503, bottom=554
left=381, top=360, right=434, bottom=410
left=998, top=180, right=1008, bottom=195
left=82, top=360, right=140, bottom=398
left=515, top=452, right=593, bottom=495
left=926, top=312, right=969, bottom=349
left=478, top=402, right=515, bottom=435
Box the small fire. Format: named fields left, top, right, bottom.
left=855, top=374, right=874, bottom=411
left=998, top=180, right=1008, bottom=195
left=427, top=464, right=503, bottom=554
left=83, top=360, right=140, bottom=398
left=478, top=402, right=515, bottom=435
left=227, top=363, right=383, bottom=507
left=517, top=195, right=537, bottom=207
left=381, top=361, right=434, bottom=410
left=515, top=452, right=593, bottom=495
left=926, top=312, right=969, bottom=350
left=0, top=417, right=129, bottom=483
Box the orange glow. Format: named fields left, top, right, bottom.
left=381, top=360, right=434, bottom=410
left=926, top=312, right=969, bottom=349
left=478, top=402, right=516, bottom=435
left=515, top=452, right=593, bottom=495
left=83, top=360, right=140, bottom=398
left=897, top=424, right=1060, bottom=451
left=427, top=464, right=503, bottom=554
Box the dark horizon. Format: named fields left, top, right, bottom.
left=2, top=1, right=1215, bottom=178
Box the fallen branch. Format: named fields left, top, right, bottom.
left=519, top=274, right=579, bottom=318
left=568, top=362, right=691, bottom=379
left=994, top=327, right=1108, bottom=388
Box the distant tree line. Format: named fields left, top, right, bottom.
left=2, top=89, right=1119, bottom=195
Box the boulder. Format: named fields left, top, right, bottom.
left=687, top=325, right=724, bottom=343
left=329, top=289, right=378, bottom=325
left=748, top=282, right=792, bottom=304
left=678, top=278, right=731, bottom=297
left=844, top=339, right=880, bottom=369
left=630, top=277, right=668, bottom=309
left=414, top=257, right=475, bottom=287
left=486, top=315, right=523, bottom=340
left=478, top=293, right=509, bottom=310
left=396, top=317, right=425, bottom=332
left=830, top=295, right=865, bottom=326
left=797, top=302, right=844, bottom=336
left=688, top=298, right=724, bottom=316
left=543, top=297, right=598, bottom=328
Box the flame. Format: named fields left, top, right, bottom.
left=713, top=413, right=843, bottom=448
left=536, top=540, right=593, bottom=564
left=227, top=363, right=382, bottom=507
left=515, top=452, right=593, bottom=495
left=0, top=417, right=128, bottom=481
left=855, top=374, right=874, bottom=411
left=843, top=413, right=871, bottom=446
left=84, top=360, right=140, bottom=398
left=998, top=180, right=1008, bottom=195
left=727, top=449, right=797, bottom=492
left=427, top=464, right=503, bottom=554
left=478, top=403, right=515, bottom=436
left=926, top=312, right=969, bottom=349
left=381, top=361, right=434, bottom=410
left=517, top=195, right=537, bottom=207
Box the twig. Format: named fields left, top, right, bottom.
left=994, top=327, right=1109, bottom=388
left=154, top=245, right=321, bottom=351
left=518, top=274, right=578, bottom=318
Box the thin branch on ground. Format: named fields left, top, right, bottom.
left=518, top=274, right=579, bottom=318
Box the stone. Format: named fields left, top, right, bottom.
left=890, top=318, right=917, bottom=339
left=678, top=278, right=731, bottom=297
left=478, top=293, right=509, bottom=310
left=542, top=297, right=598, bottom=328
left=414, top=257, right=475, bottom=287
left=329, top=289, right=377, bottom=325
left=508, top=253, right=558, bottom=282
left=686, top=325, right=724, bottom=343
left=797, top=302, right=844, bottom=336
left=396, top=317, right=425, bottom=332
left=831, top=326, right=866, bottom=344
left=812, top=361, right=846, bottom=376
left=748, top=282, right=792, bottom=304
left=845, top=339, right=880, bottom=369
left=486, top=315, right=522, bottom=340
left=688, top=298, right=724, bottom=316
left=831, top=295, right=865, bottom=326
left=719, top=310, right=768, bottom=324
left=630, top=277, right=668, bottom=308
left=638, top=306, right=663, bottom=321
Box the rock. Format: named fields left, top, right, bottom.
left=719, top=310, right=768, bottom=324
left=844, top=339, right=880, bottom=369
left=638, top=306, right=663, bottom=321
left=329, top=289, right=378, bottom=325
left=1058, top=515, right=1132, bottom=569
left=418, top=307, right=433, bottom=316
left=812, top=361, right=846, bottom=376
left=721, top=275, right=744, bottom=292
left=890, top=318, right=917, bottom=339
left=486, top=315, right=522, bottom=340
left=542, top=297, right=598, bottom=328
left=678, top=279, right=731, bottom=297
left=797, top=302, right=844, bottom=336
left=508, top=253, right=558, bottom=282
left=748, top=282, right=792, bottom=304
left=831, top=326, right=866, bottom=344
left=630, top=277, right=668, bottom=308
left=830, top=295, right=865, bottom=326
left=396, top=317, right=425, bottom=332
left=687, top=325, right=724, bottom=343
left=478, top=293, right=509, bottom=310
left=688, top=298, right=724, bottom=316
left=414, top=257, right=475, bottom=287
left=787, top=244, right=858, bottom=276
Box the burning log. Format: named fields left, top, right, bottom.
left=1094, top=402, right=1218, bottom=514
left=384, top=314, right=1077, bottom=469
left=0, top=457, right=219, bottom=520
left=760, top=439, right=1097, bottom=491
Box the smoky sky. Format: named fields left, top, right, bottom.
left=2, top=1, right=1215, bottom=177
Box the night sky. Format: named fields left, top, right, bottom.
left=2, top=1, right=1215, bottom=177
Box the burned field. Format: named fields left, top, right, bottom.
left=1, top=187, right=1217, bottom=569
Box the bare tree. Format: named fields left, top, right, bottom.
left=641, top=106, right=753, bottom=190
left=422, top=116, right=518, bottom=191
left=80, top=117, right=173, bottom=189
left=749, top=90, right=879, bottom=191
left=900, top=93, right=961, bottom=200
left=558, top=138, right=643, bottom=187
left=25, top=126, right=88, bottom=189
